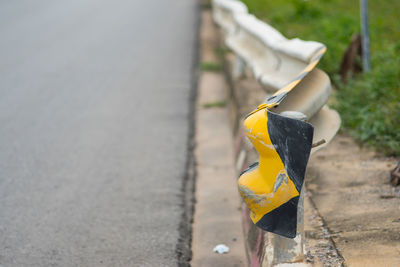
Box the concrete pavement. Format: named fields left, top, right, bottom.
left=0, top=1, right=198, bottom=266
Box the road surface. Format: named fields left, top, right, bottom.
left=0, top=0, right=198, bottom=266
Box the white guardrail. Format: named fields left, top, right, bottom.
left=212, top=0, right=341, bottom=266
left=227, top=13, right=325, bottom=90
left=212, top=0, right=248, bottom=34
left=212, top=0, right=340, bottom=160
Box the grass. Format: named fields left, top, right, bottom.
left=200, top=62, right=222, bottom=72
left=202, top=100, right=227, bottom=108
left=240, top=0, right=400, bottom=156
left=200, top=1, right=212, bottom=10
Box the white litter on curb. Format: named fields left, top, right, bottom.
left=213, top=244, right=230, bottom=254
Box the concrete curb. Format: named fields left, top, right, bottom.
left=190, top=9, right=246, bottom=267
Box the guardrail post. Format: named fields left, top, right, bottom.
left=271, top=184, right=305, bottom=264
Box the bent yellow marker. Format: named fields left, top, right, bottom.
left=238, top=45, right=326, bottom=238
left=238, top=105, right=313, bottom=238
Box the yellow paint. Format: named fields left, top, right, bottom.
left=302, top=60, right=319, bottom=73
left=273, top=80, right=299, bottom=95
left=310, top=46, right=326, bottom=61
left=246, top=103, right=276, bottom=117
left=238, top=108, right=299, bottom=223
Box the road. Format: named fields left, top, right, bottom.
left=0, top=0, right=198, bottom=266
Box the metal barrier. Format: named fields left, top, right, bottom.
left=226, top=13, right=325, bottom=90
left=211, top=0, right=248, bottom=35
left=212, top=0, right=341, bottom=266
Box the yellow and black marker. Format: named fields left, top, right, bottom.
left=238, top=47, right=325, bottom=238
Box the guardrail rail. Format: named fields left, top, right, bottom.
left=211, top=0, right=341, bottom=266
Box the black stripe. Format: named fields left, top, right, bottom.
left=239, top=162, right=259, bottom=176
left=255, top=196, right=299, bottom=238
left=267, top=110, right=313, bottom=192
left=266, top=92, right=288, bottom=106
left=253, top=111, right=314, bottom=238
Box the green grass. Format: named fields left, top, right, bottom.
left=200, top=0, right=212, bottom=10
left=240, top=0, right=400, bottom=155
left=215, top=47, right=230, bottom=57
left=202, top=100, right=227, bottom=108
left=200, top=62, right=222, bottom=72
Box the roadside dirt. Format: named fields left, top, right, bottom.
left=306, top=134, right=400, bottom=267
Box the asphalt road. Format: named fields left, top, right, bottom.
left=0, top=1, right=198, bottom=266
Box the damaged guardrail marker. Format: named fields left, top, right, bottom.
left=236, top=46, right=328, bottom=239
left=238, top=104, right=313, bottom=238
